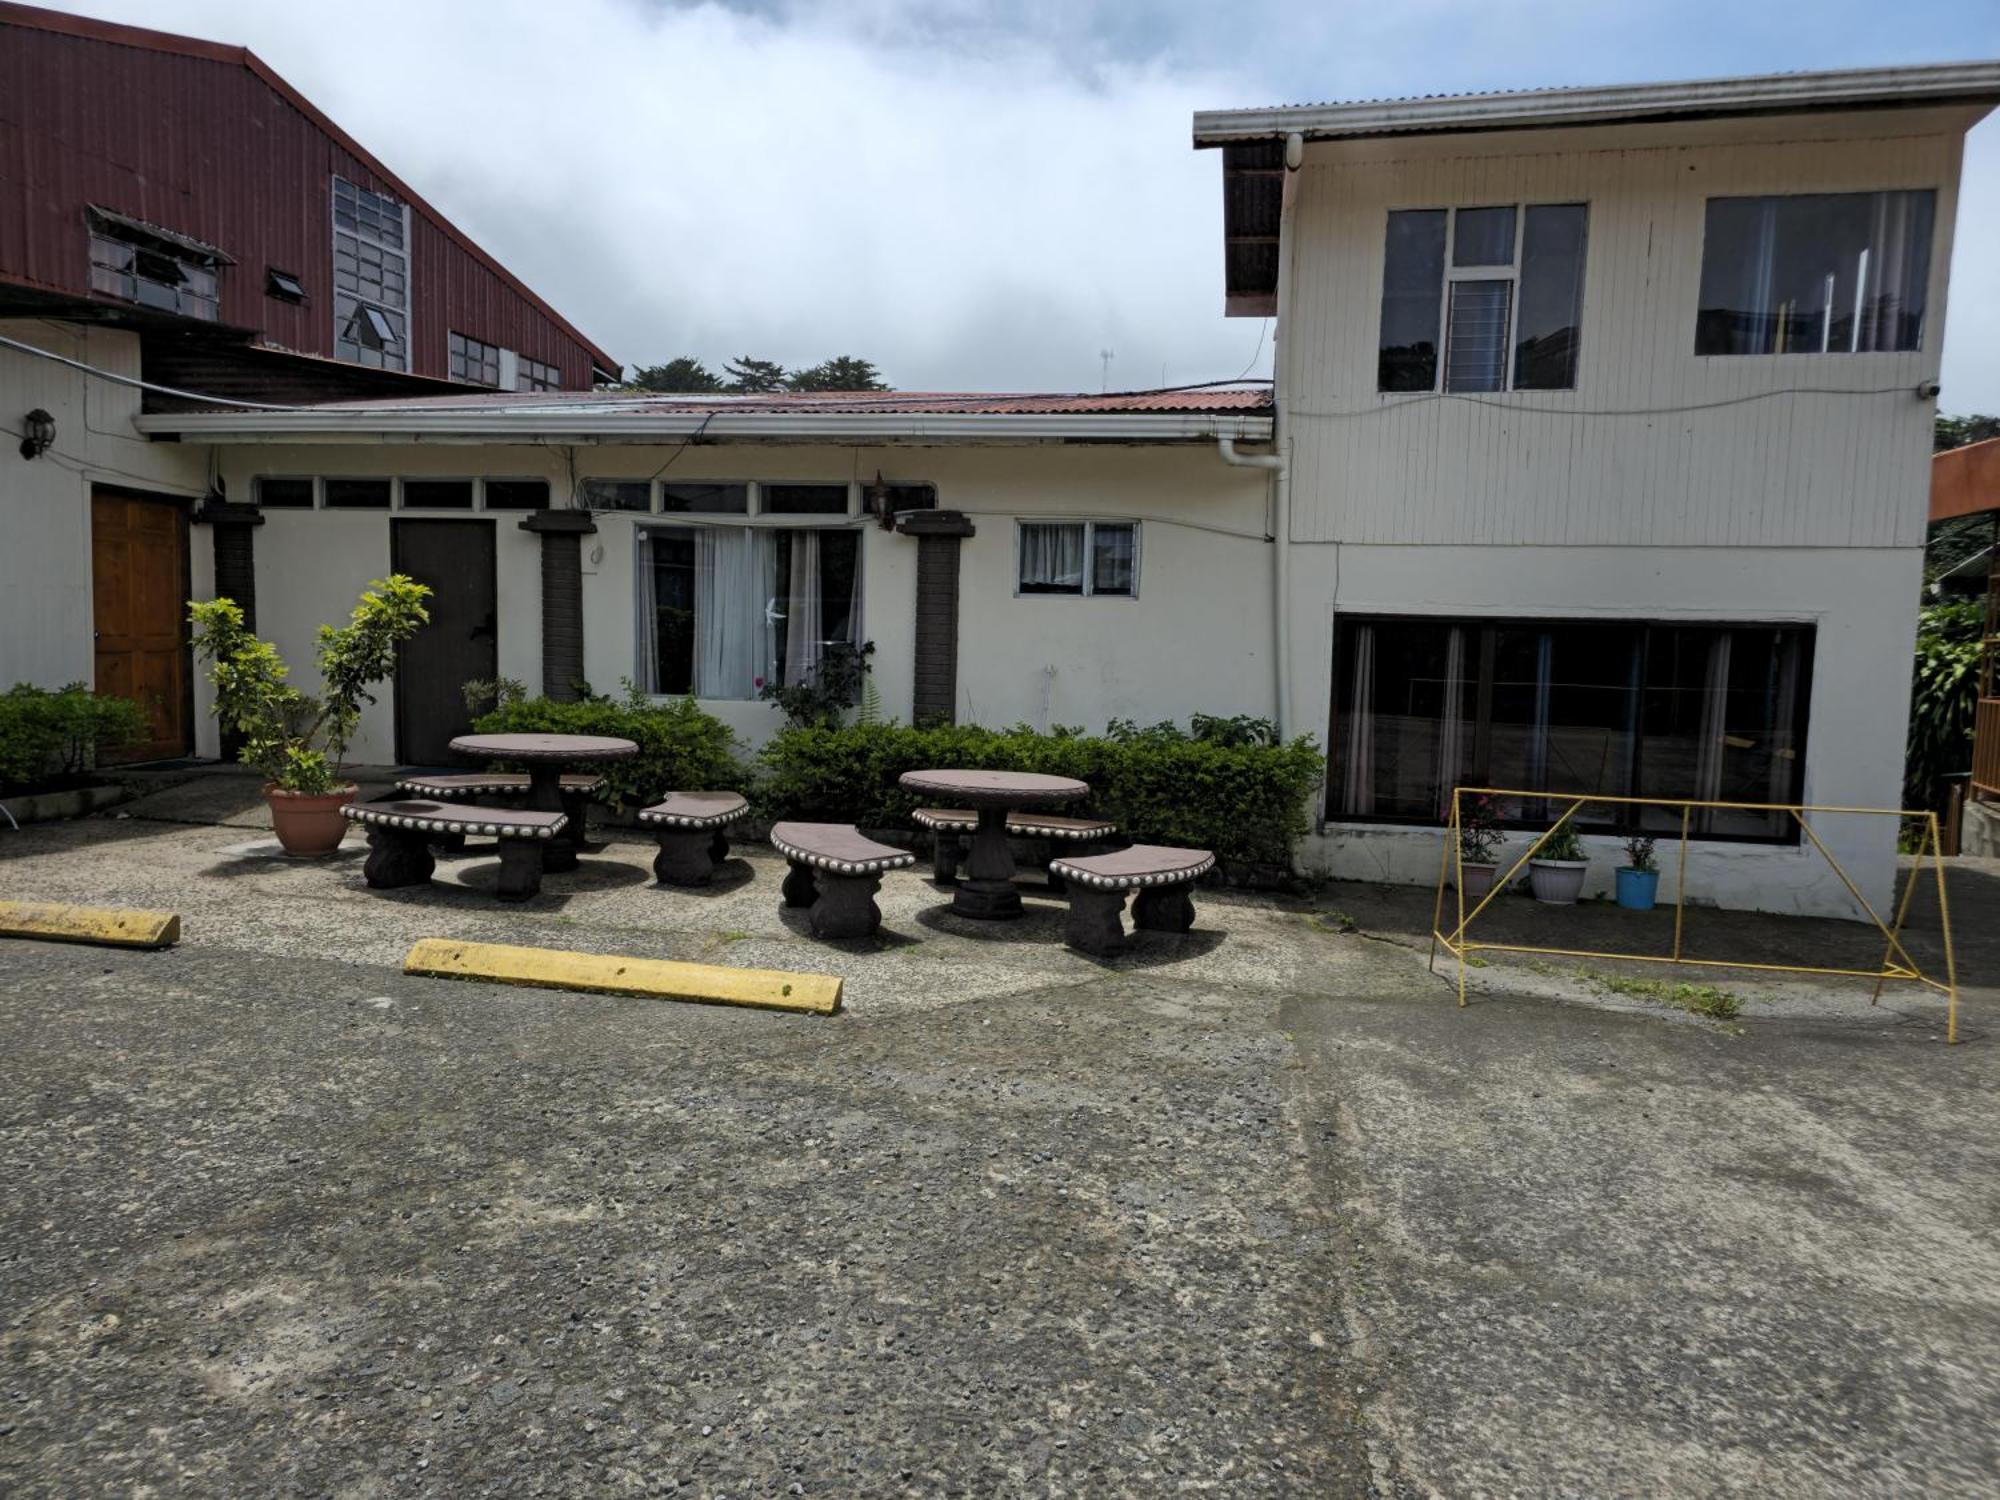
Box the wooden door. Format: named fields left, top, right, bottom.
left=391, top=519, right=498, bottom=765
left=91, top=488, right=191, bottom=763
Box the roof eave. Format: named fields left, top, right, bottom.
left=133, top=410, right=1276, bottom=444
left=1192, top=61, right=2000, bottom=145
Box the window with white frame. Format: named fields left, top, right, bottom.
left=1378, top=204, right=1588, bottom=394
left=450, top=332, right=501, bottom=386
left=1695, top=190, right=1935, bottom=356
left=1016, top=521, right=1138, bottom=598
left=333, top=176, right=409, bottom=370
left=517, top=354, right=560, bottom=391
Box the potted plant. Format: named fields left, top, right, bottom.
left=1527, top=819, right=1589, bottom=905
left=1616, top=834, right=1660, bottom=911
left=190, top=576, right=431, bottom=856
left=1453, top=792, right=1507, bottom=902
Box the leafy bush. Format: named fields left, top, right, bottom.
left=759, top=640, right=877, bottom=729
left=471, top=686, right=746, bottom=809
left=190, top=576, right=432, bottom=794
left=1904, top=599, right=1984, bottom=813
left=0, top=683, right=149, bottom=794
left=758, top=719, right=1324, bottom=869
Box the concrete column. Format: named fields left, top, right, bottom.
left=896, top=509, right=976, bottom=725
left=518, top=510, right=597, bottom=702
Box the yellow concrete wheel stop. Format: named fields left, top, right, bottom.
left=0, top=901, right=181, bottom=950
left=403, top=938, right=842, bottom=1015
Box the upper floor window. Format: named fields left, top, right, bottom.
left=449, top=331, right=501, bottom=386
left=517, top=355, right=560, bottom=392
left=1695, top=190, right=1935, bottom=357
left=333, top=177, right=409, bottom=370
left=87, top=211, right=222, bottom=321
left=1378, top=203, right=1588, bottom=394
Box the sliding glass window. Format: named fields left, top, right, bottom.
left=636, top=525, right=862, bottom=699
left=1329, top=615, right=1813, bottom=840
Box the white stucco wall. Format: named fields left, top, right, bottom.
left=213, top=441, right=1275, bottom=765
left=0, top=320, right=210, bottom=701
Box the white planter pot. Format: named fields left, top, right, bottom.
left=1528, top=858, right=1588, bottom=905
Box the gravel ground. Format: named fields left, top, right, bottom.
left=1, top=771, right=1995, bottom=1496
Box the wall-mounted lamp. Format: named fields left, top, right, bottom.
left=19, top=408, right=54, bottom=461
left=866, top=470, right=894, bottom=530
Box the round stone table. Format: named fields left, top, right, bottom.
left=450, top=732, right=637, bottom=872
left=898, top=768, right=1090, bottom=919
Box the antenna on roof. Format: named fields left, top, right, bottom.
left=1099, top=348, right=1114, bottom=393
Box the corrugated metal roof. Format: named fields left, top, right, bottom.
left=1193, top=60, right=2000, bottom=145
left=262, top=384, right=1277, bottom=418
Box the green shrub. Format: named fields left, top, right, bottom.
left=0, top=683, right=149, bottom=794
left=471, top=687, right=747, bottom=809
left=190, top=576, right=433, bottom=794
left=758, top=719, right=1324, bottom=869
left=1904, top=599, right=1983, bottom=813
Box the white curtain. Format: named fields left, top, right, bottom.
left=1019, top=523, right=1085, bottom=590
left=1432, top=626, right=1466, bottom=818
left=783, top=531, right=824, bottom=687
left=634, top=531, right=660, bottom=693
left=1859, top=191, right=1927, bottom=352
left=1342, top=624, right=1376, bottom=815
left=693, top=526, right=775, bottom=700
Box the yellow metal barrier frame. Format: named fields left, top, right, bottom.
left=1427, top=787, right=1961, bottom=1044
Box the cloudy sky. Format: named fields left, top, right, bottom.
left=50, top=0, right=2000, bottom=409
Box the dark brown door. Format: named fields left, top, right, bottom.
left=392, top=519, right=498, bottom=764
left=91, top=487, right=191, bottom=763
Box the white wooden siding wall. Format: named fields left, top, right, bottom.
left=1282, top=118, right=1966, bottom=550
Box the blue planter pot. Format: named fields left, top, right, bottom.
left=1615, top=867, right=1660, bottom=911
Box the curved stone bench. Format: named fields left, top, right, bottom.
left=639, top=791, right=751, bottom=886
left=770, top=822, right=916, bottom=939
left=394, top=772, right=606, bottom=852
left=912, top=807, right=1116, bottom=886
left=1046, top=844, right=1216, bottom=956
left=343, top=800, right=566, bottom=903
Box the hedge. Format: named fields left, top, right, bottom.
left=758, top=721, right=1324, bottom=870
left=470, top=692, right=747, bottom=810
left=0, top=683, right=149, bottom=795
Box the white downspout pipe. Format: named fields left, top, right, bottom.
left=1216, top=130, right=1302, bottom=740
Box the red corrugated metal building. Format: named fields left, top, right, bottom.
left=0, top=1, right=617, bottom=393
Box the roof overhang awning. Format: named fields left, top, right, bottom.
left=86, top=205, right=235, bottom=264
left=1933, top=438, right=2000, bottom=523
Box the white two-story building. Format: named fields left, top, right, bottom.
left=14, top=62, right=1998, bottom=917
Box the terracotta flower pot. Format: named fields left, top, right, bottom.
left=264, top=783, right=358, bottom=857
left=1454, top=861, right=1500, bottom=902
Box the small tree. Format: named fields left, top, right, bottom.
left=757, top=641, right=877, bottom=729
left=724, top=356, right=788, bottom=393
left=190, top=575, right=431, bottom=793
left=787, top=356, right=888, bottom=392
left=629, top=357, right=724, bottom=393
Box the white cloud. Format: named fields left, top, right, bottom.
left=45, top=0, right=2000, bottom=410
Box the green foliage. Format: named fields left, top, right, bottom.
left=1904, top=599, right=1984, bottom=812
left=0, top=683, right=148, bottom=794
left=758, top=718, right=1324, bottom=868
left=724, top=356, right=788, bottom=393
left=1622, top=834, right=1658, bottom=874
left=190, top=576, right=431, bottom=793
left=787, top=356, right=888, bottom=391
left=628, top=356, right=724, bottom=393
left=1457, top=792, right=1505, bottom=864
left=1935, top=412, right=2000, bottom=453
left=471, top=685, right=745, bottom=810
left=1534, top=820, right=1587, bottom=862
left=1587, top=971, right=1743, bottom=1021
left=758, top=641, right=876, bottom=729
left=462, top=676, right=529, bottom=715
